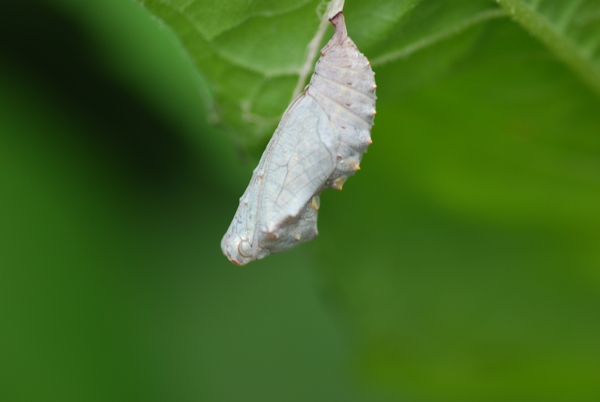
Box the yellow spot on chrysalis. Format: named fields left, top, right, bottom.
left=333, top=176, right=347, bottom=190
left=348, top=160, right=360, bottom=171
left=311, top=196, right=320, bottom=211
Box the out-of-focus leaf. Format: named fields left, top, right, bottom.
left=7, top=0, right=599, bottom=401
left=497, top=0, right=600, bottom=96
left=0, top=1, right=382, bottom=401
left=315, top=17, right=600, bottom=401
left=368, top=0, right=506, bottom=64
left=136, top=1, right=600, bottom=399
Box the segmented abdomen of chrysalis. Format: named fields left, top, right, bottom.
left=306, top=12, right=376, bottom=190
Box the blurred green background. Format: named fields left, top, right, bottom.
left=1, top=0, right=600, bottom=401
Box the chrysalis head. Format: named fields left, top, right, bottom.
left=221, top=234, right=271, bottom=266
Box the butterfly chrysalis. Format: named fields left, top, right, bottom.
left=221, top=11, right=376, bottom=265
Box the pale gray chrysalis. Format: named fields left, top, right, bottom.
left=221, top=12, right=376, bottom=265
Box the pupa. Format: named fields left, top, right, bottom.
left=221, top=12, right=376, bottom=265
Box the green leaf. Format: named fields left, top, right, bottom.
left=497, top=0, right=600, bottom=96
left=138, top=0, right=506, bottom=145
